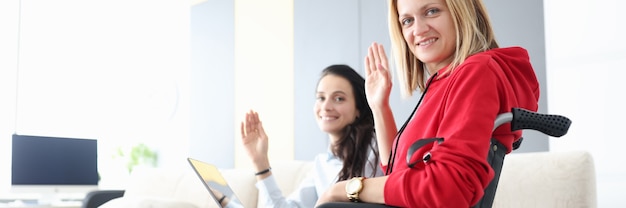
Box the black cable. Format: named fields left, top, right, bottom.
left=386, top=72, right=437, bottom=175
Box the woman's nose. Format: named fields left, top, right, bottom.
left=321, top=100, right=332, bottom=111
left=412, top=19, right=428, bottom=36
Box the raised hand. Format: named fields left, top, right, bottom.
left=240, top=110, right=269, bottom=168
left=365, top=42, right=393, bottom=109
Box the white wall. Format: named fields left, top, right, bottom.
left=0, top=0, right=191, bottom=193
left=0, top=0, right=20, bottom=195
left=544, top=0, right=626, bottom=207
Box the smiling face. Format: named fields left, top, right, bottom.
left=397, top=0, right=456, bottom=72
left=314, top=74, right=360, bottom=141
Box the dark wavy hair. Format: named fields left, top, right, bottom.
left=318, top=64, right=379, bottom=181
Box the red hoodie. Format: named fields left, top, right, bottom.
left=383, top=47, right=540, bottom=207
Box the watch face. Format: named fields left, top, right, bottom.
left=346, top=178, right=362, bottom=193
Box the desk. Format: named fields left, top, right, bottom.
left=0, top=200, right=81, bottom=208
left=0, top=192, right=83, bottom=208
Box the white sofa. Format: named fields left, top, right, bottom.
left=94, top=151, right=597, bottom=208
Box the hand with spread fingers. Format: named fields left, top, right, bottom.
left=240, top=110, right=270, bottom=175
left=364, top=42, right=397, bottom=172
left=364, top=42, right=393, bottom=110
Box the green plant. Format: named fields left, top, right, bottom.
left=114, top=143, right=158, bottom=173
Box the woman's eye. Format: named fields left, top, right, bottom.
left=334, top=97, right=345, bottom=102
left=401, top=18, right=413, bottom=26
left=425, top=8, right=440, bottom=16
left=316, top=96, right=325, bottom=101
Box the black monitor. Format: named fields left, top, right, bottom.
left=11, top=134, right=99, bottom=204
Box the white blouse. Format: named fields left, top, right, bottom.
left=255, top=146, right=383, bottom=208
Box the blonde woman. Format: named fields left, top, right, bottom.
left=317, top=0, right=539, bottom=207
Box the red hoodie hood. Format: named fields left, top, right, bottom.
left=474, top=47, right=540, bottom=111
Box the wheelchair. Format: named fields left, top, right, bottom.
left=317, top=108, right=572, bottom=208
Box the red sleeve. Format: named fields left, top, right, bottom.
left=383, top=58, right=520, bottom=207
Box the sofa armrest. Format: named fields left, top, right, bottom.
left=81, top=190, right=125, bottom=208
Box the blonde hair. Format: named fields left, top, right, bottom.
left=388, top=0, right=499, bottom=97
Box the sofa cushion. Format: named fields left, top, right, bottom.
left=219, top=168, right=258, bottom=208
left=493, top=151, right=597, bottom=208
left=121, top=167, right=214, bottom=208
left=98, top=165, right=259, bottom=208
